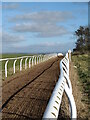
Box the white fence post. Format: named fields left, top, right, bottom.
left=35, top=56, right=37, bottom=65
left=5, top=60, right=9, bottom=77
left=65, top=83, right=77, bottom=119
left=25, top=57, right=28, bottom=69
left=20, top=58, right=23, bottom=71
left=13, top=59, right=17, bottom=74
left=29, top=58, right=31, bottom=68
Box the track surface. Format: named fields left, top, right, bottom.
left=2, top=56, right=63, bottom=119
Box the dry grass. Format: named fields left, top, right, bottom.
left=71, top=54, right=90, bottom=119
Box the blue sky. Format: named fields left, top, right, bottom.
left=1, top=2, right=88, bottom=53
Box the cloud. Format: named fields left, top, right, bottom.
left=2, top=3, right=19, bottom=10
left=10, top=11, right=74, bottom=37
left=10, top=11, right=74, bottom=23
left=2, top=42, right=75, bottom=54
left=2, top=32, right=25, bottom=44
left=12, top=22, right=69, bottom=37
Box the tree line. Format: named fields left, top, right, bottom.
left=73, top=26, right=90, bottom=53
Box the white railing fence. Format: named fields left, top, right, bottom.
left=0, top=53, right=58, bottom=78
left=43, top=50, right=77, bottom=120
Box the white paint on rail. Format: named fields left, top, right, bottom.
left=13, top=59, right=17, bottom=74
left=43, top=50, right=77, bottom=120
left=20, top=58, right=23, bottom=71
left=1, top=53, right=59, bottom=78
left=5, top=60, right=9, bottom=78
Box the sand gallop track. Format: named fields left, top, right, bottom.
left=2, top=56, right=63, bottom=119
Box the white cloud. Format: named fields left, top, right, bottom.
left=10, top=11, right=74, bottom=37
left=2, top=3, right=19, bottom=10
left=2, top=32, right=25, bottom=44
left=10, top=11, right=74, bottom=23
left=2, top=42, right=75, bottom=53
left=13, top=22, right=69, bottom=37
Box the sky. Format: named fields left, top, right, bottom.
left=1, top=2, right=88, bottom=53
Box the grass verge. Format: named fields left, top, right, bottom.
left=72, top=54, right=90, bottom=113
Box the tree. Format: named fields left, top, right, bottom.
left=74, top=26, right=90, bottom=53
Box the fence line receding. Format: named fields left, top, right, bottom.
left=43, top=50, right=77, bottom=120
left=0, top=53, right=58, bottom=78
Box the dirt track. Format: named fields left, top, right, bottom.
left=2, top=56, right=63, bottom=119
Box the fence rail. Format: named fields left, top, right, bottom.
left=43, top=50, right=77, bottom=120
left=0, top=53, right=58, bottom=78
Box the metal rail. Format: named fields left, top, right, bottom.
left=43, top=50, right=77, bottom=120
left=0, top=53, right=58, bottom=78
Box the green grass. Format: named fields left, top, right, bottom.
left=0, top=54, right=43, bottom=80
left=1, top=53, right=33, bottom=58
left=72, top=54, right=90, bottom=105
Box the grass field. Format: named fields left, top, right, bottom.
left=0, top=54, right=42, bottom=80
left=1, top=53, right=33, bottom=58
left=72, top=54, right=90, bottom=109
